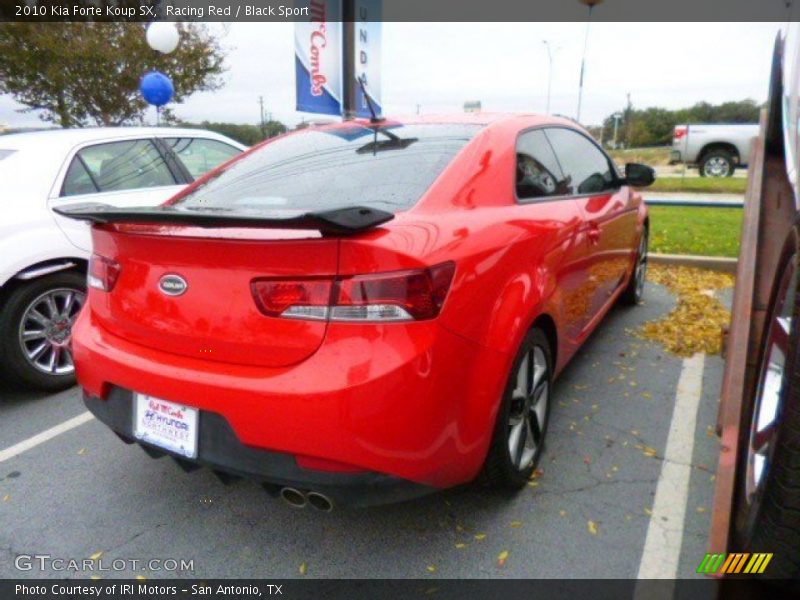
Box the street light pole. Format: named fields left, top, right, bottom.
left=576, top=0, right=603, bottom=124
left=543, top=40, right=554, bottom=114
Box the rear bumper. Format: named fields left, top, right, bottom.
left=669, top=150, right=682, bottom=164
left=72, top=309, right=511, bottom=494
left=84, top=389, right=432, bottom=507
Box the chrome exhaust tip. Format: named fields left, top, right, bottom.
left=306, top=491, right=334, bottom=512
left=280, top=487, right=307, bottom=508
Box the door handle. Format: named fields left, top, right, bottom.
left=587, top=221, right=601, bottom=243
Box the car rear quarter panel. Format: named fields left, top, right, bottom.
left=341, top=119, right=588, bottom=374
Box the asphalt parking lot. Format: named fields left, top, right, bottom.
left=0, top=281, right=723, bottom=581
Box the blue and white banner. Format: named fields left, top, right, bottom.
left=294, top=0, right=343, bottom=116
left=354, top=0, right=382, bottom=119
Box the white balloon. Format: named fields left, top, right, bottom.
left=146, top=22, right=180, bottom=54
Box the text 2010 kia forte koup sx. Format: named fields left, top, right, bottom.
left=57, top=114, right=654, bottom=509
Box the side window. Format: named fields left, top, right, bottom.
left=163, top=138, right=241, bottom=180
left=62, top=139, right=176, bottom=196
left=62, top=157, right=98, bottom=196
left=544, top=128, right=618, bottom=195
left=515, top=129, right=568, bottom=200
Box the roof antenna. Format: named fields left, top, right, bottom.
left=357, top=75, right=384, bottom=124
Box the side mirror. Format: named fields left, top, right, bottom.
left=624, top=163, right=656, bottom=188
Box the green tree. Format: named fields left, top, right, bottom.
left=178, top=120, right=288, bottom=146
left=0, top=22, right=225, bottom=127
left=600, top=99, right=762, bottom=148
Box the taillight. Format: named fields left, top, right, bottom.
left=251, top=262, right=455, bottom=322
left=251, top=278, right=333, bottom=320
left=674, top=126, right=688, bottom=140
left=87, top=254, right=121, bottom=292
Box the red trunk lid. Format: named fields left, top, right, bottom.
left=89, top=225, right=338, bottom=368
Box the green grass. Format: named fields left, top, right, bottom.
left=608, top=146, right=672, bottom=166
left=648, top=176, right=747, bottom=195
left=649, top=205, right=743, bottom=257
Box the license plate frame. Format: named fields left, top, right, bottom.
left=133, top=393, right=199, bottom=459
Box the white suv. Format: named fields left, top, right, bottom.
left=0, top=127, right=246, bottom=390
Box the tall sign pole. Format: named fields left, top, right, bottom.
left=342, top=3, right=357, bottom=119
left=576, top=0, right=603, bottom=124
left=347, top=0, right=383, bottom=120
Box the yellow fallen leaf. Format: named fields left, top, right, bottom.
left=2, top=494, right=9, bottom=502
left=528, top=481, right=539, bottom=488
left=299, top=562, right=307, bottom=575
left=587, top=521, right=598, bottom=535
left=559, top=510, right=567, bottom=517
left=510, top=521, right=522, bottom=528
left=136, top=575, right=146, bottom=581
left=644, top=508, right=653, bottom=516
left=77, top=448, right=86, bottom=455
left=426, top=565, right=436, bottom=573
left=696, top=507, right=707, bottom=513
left=497, top=550, right=509, bottom=567
left=474, top=533, right=486, bottom=540
left=643, top=446, right=658, bottom=458
left=90, top=551, right=103, bottom=561
left=454, top=543, right=467, bottom=549
left=640, top=265, right=734, bottom=356
left=90, top=576, right=101, bottom=581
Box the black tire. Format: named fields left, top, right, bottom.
left=480, top=327, right=552, bottom=489
left=699, top=149, right=736, bottom=178
left=733, top=227, right=800, bottom=580
left=0, top=271, right=86, bottom=391
left=619, top=228, right=648, bottom=306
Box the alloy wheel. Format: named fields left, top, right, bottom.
left=745, top=258, right=797, bottom=504
left=705, top=156, right=730, bottom=177
left=18, top=287, right=85, bottom=376
left=508, top=345, right=549, bottom=470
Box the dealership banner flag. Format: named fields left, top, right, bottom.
left=295, top=0, right=343, bottom=115
left=354, top=0, right=382, bottom=118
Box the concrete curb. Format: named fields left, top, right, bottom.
left=650, top=253, right=738, bottom=274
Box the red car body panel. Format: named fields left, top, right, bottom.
left=72, top=114, right=648, bottom=496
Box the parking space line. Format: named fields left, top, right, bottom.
left=636, top=353, right=706, bottom=580
left=0, top=411, right=94, bottom=464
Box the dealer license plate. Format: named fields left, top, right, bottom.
left=133, top=393, right=199, bottom=459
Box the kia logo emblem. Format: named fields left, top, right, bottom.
left=158, top=274, right=188, bottom=296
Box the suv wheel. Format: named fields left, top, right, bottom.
left=0, top=271, right=86, bottom=391
left=734, top=228, right=800, bottom=579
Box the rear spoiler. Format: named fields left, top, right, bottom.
left=53, top=203, right=394, bottom=237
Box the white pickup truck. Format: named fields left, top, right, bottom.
left=670, top=123, right=759, bottom=177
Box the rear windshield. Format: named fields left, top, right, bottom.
left=172, top=123, right=482, bottom=212
left=0, top=149, right=16, bottom=161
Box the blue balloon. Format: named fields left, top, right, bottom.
left=139, top=71, right=174, bottom=107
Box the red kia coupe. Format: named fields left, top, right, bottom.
left=57, top=114, right=654, bottom=509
